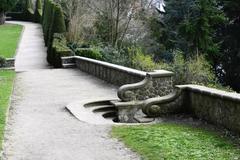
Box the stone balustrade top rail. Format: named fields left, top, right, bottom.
left=62, top=56, right=174, bottom=78
left=177, top=85, right=240, bottom=102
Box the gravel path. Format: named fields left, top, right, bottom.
left=2, top=21, right=139, bottom=160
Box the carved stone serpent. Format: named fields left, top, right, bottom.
left=142, top=88, right=183, bottom=117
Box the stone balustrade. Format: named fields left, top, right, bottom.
left=178, top=85, right=240, bottom=133
left=62, top=56, right=240, bottom=134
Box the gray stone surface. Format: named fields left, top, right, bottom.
left=2, top=21, right=139, bottom=160
left=178, top=85, right=240, bottom=134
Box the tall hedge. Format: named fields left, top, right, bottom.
left=47, top=4, right=66, bottom=48
left=42, top=0, right=67, bottom=66
left=42, top=0, right=55, bottom=45
left=24, top=0, right=34, bottom=21
left=34, top=0, right=42, bottom=23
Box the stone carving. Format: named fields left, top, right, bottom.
left=142, top=88, right=183, bottom=117
left=117, top=72, right=174, bottom=102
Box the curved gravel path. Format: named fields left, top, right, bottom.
left=1, top=21, right=139, bottom=160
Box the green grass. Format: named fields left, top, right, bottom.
left=0, top=70, right=15, bottom=149
left=0, top=24, right=23, bottom=58
left=112, top=124, right=240, bottom=160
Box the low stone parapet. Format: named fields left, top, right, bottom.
left=178, top=85, right=240, bottom=134
left=62, top=56, right=174, bottom=87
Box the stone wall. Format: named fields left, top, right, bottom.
left=62, top=56, right=174, bottom=87
left=178, top=85, right=240, bottom=133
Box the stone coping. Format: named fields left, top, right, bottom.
left=177, top=84, right=240, bottom=102
left=63, top=56, right=174, bottom=78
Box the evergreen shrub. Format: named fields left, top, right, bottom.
left=48, top=33, right=72, bottom=68
left=34, top=0, right=42, bottom=23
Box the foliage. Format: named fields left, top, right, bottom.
left=20, top=0, right=35, bottom=21
left=163, top=0, right=226, bottom=57
left=93, top=0, right=138, bottom=47
left=129, top=47, right=157, bottom=72
left=100, top=45, right=131, bottom=67
left=48, top=33, right=72, bottom=67
left=158, top=52, right=217, bottom=86
left=0, top=0, right=18, bottom=24
left=0, top=24, right=23, bottom=58
left=10, top=0, right=25, bottom=12
left=219, top=0, right=240, bottom=92
left=0, top=70, right=15, bottom=150
left=42, top=0, right=55, bottom=45
left=112, top=124, right=240, bottom=160
left=42, top=0, right=66, bottom=46
left=75, top=48, right=103, bottom=60
left=0, top=0, right=18, bottom=12
left=34, top=0, right=43, bottom=23
left=42, top=0, right=67, bottom=67
left=47, top=3, right=66, bottom=47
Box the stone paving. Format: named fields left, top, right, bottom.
left=1, top=21, right=139, bottom=160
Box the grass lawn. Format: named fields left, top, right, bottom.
left=112, top=123, right=240, bottom=160
left=0, top=70, right=15, bottom=149
left=0, top=24, right=23, bottom=58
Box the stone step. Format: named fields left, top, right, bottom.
left=92, top=105, right=116, bottom=113
left=62, top=63, right=76, bottom=68
left=102, top=111, right=117, bottom=118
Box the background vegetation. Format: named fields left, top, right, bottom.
left=52, top=0, right=240, bottom=92
left=5, top=0, right=240, bottom=92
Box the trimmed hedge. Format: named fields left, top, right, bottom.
left=47, top=4, right=66, bottom=48
left=42, top=0, right=68, bottom=67
left=42, top=0, right=66, bottom=46
left=34, top=0, right=43, bottom=23
left=24, top=0, right=34, bottom=21
left=48, top=33, right=72, bottom=68
left=75, top=48, right=103, bottom=60
left=42, top=0, right=55, bottom=45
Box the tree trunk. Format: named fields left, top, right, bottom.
left=0, top=12, right=5, bottom=25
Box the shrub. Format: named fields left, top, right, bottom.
left=48, top=33, right=72, bottom=68
left=75, top=48, right=103, bottom=60
left=47, top=3, right=66, bottom=48
left=129, top=47, right=157, bottom=72
left=42, top=0, right=55, bottom=45
left=23, top=0, right=34, bottom=21
left=42, top=0, right=67, bottom=67
left=34, top=0, right=42, bottom=23
left=101, top=46, right=131, bottom=67
left=0, top=56, right=6, bottom=67
left=158, top=51, right=217, bottom=86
